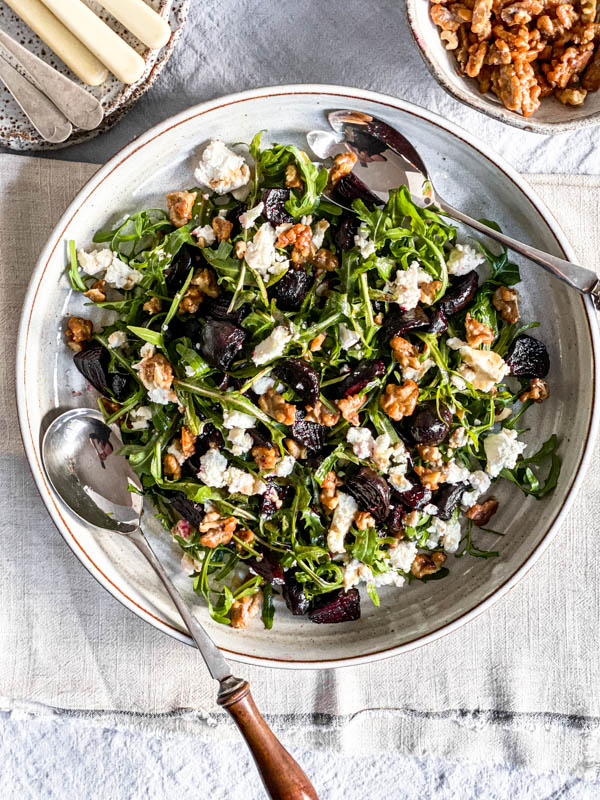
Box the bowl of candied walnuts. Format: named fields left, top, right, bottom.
left=407, top=0, right=600, bottom=132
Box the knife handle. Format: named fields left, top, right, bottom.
left=218, top=679, right=319, bottom=800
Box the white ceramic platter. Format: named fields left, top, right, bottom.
left=0, top=0, right=189, bottom=151
left=16, top=85, right=600, bottom=669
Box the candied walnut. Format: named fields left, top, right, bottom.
left=198, top=511, right=237, bottom=547
left=390, top=336, right=421, bottom=369
left=259, top=388, right=297, bottom=425
left=179, top=285, right=204, bottom=314
left=555, top=87, right=588, bottom=104
left=420, top=280, right=442, bottom=305
left=431, top=2, right=473, bottom=31
left=519, top=377, right=549, bottom=402
left=466, top=41, right=489, bottom=76
left=304, top=400, right=340, bottom=427
left=414, top=465, right=447, bottom=491
left=231, top=592, right=262, bottom=629
left=143, top=296, right=162, bottom=314
left=441, top=29, right=459, bottom=49
left=327, top=151, right=358, bottom=190
left=285, top=164, right=303, bottom=189
left=354, top=511, right=376, bottom=530
left=336, top=394, right=367, bottom=427
left=582, top=46, right=600, bottom=91
left=276, top=223, right=313, bottom=257
left=486, top=39, right=512, bottom=65
left=235, top=528, right=256, bottom=551
left=100, top=397, right=121, bottom=415
left=478, top=65, right=494, bottom=92
left=163, top=453, right=181, bottom=481
left=493, top=24, right=529, bottom=52
left=416, top=445, right=443, bottom=464
left=379, top=380, right=419, bottom=422
left=492, top=286, right=520, bottom=323
left=285, top=437, right=308, bottom=459
left=252, top=445, right=278, bottom=470
left=472, top=0, right=493, bottom=37
left=65, top=316, right=93, bottom=352
left=374, top=313, right=384, bottom=325
left=320, top=471, right=342, bottom=512
left=180, top=426, right=196, bottom=459
left=545, top=43, right=594, bottom=88
left=466, top=497, right=499, bottom=526
left=212, top=215, right=234, bottom=242
left=491, top=60, right=541, bottom=116
left=556, top=3, right=579, bottom=30
left=465, top=312, right=495, bottom=348
left=191, top=267, right=219, bottom=297
left=235, top=240, right=247, bottom=259
left=581, top=0, right=597, bottom=24
left=411, top=551, right=447, bottom=578
left=138, top=353, right=173, bottom=390
left=84, top=279, right=106, bottom=303
left=310, top=333, right=326, bottom=352
left=500, top=0, right=543, bottom=26
left=311, top=248, right=339, bottom=272
left=166, top=190, right=197, bottom=228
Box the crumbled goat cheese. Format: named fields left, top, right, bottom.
left=461, top=470, right=492, bottom=507
left=181, top=553, right=202, bottom=575
left=373, top=570, right=405, bottom=587
left=140, top=342, right=155, bottom=359
left=343, top=558, right=374, bottom=591
left=447, top=243, right=486, bottom=276
left=269, top=455, right=296, bottom=478
left=327, top=492, right=358, bottom=554
left=245, top=222, right=289, bottom=281
left=384, top=264, right=432, bottom=311
left=426, top=517, right=462, bottom=553
left=129, top=406, right=152, bottom=430
left=184, top=365, right=196, bottom=377
left=447, top=337, right=466, bottom=350
left=104, top=258, right=143, bottom=290
left=423, top=503, right=439, bottom=516
left=402, top=357, right=434, bottom=383
left=388, top=466, right=412, bottom=492
left=252, top=375, right=276, bottom=395
left=252, top=326, right=292, bottom=365
left=77, top=247, right=114, bottom=276
left=457, top=346, right=509, bottom=392
left=225, top=467, right=266, bottom=496
left=239, top=202, right=264, bottom=229
left=198, top=449, right=228, bottom=488
left=449, top=426, right=468, bottom=448
left=346, top=427, right=374, bottom=460
left=227, top=428, right=253, bottom=456
left=445, top=460, right=471, bottom=484
left=484, top=428, right=526, bottom=478
left=312, top=219, right=329, bottom=250
left=388, top=540, right=418, bottom=573
left=354, top=225, right=376, bottom=258
left=222, top=409, right=256, bottom=429
left=194, top=140, right=250, bottom=195
left=167, top=440, right=185, bottom=465
left=192, top=224, right=216, bottom=245
left=451, top=374, right=467, bottom=391
left=339, top=323, right=361, bottom=350
left=107, top=330, right=127, bottom=349
left=372, top=434, right=409, bottom=473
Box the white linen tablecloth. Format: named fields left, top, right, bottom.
left=1, top=156, right=600, bottom=791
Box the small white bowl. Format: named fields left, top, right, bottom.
left=406, top=0, right=600, bottom=134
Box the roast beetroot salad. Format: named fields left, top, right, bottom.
left=64, top=134, right=559, bottom=630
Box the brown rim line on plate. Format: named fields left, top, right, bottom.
left=0, top=0, right=190, bottom=151
left=16, top=85, right=600, bottom=668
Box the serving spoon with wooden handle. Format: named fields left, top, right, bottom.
left=42, top=408, right=318, bottom=800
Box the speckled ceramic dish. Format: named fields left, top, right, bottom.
left=406, top=0, right=600, bottom=134
left=16, top=85, right=600, bottom=668
left=0, top=0, right=189, bottom=151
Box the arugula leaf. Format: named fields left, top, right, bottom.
left=68, top=240, right=87, bottom=291
left=500, top=434, right=561, bottom=498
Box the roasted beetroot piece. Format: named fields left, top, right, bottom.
left=283, top=571, right=310, bottom=616
left=393, top=481, right=433, bottom=511
left=169, top=492, right=205, bottom=527
left=109, top=371, right=131, bottom=402
left=204, top=292, right=248, bottom=325
left=291, top=408, right=326, bottom=453
left=345, top=467, right=391, bottom=521
left=308, top=588, right=360, bottom=624
left=382, top=307, right=430, bottom=340
left=506, top=334, right=550, bottom=379
left=165, top=244, right=199, bottom=293
left=247, top=548, right=285, bottom=586
left=405, top=400, right=452, bottom=445
left=259, top=481, right=284, bottom=520
left=437, top=271, right=479, bottom=317
left=335, top=213, right=359, bottom=251
left=270, top=266, right=312, bottom=311
left=73, top=341, right=130, bottom=400
left=273, top=358, right=320, bottom=406
left=386, top=505, right=405, bottom=533
left=435, top=482, right=468, bottom=521
left=428, top=309, right=448, bottom=335
left=227, top=203, right=247, bottom=236
left=334, top=359, right=385, bottom=398
left=331, top=171, right=380, bottom=209
left=198, top=319, right=246, bottom=370
left=261, top=188, right=293, bottom=226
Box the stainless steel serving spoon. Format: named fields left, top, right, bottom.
left=307, top=110, right=600, bottom=310
left=42, top=408, right=318, bottom=800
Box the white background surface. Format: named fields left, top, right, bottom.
left=2, top=0, right=600, bottom=797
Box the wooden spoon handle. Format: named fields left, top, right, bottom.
left=218, top=679, right=318, bottom=800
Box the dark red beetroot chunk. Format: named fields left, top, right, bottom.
left=165, top=244, right=202, bottom=293
left=335, top=214, right=359, bottom=251
left=506, top=334, right=550, bottom=379
left=386, top=505, right=405, bottom=534
left=427, top=309, right=448, bottom=335
left=74, top=341, right=130, bottom=400
left=283, top=571, right=310, bottom=615
left=392, top=481, right=433, bottom=511
left=381, top=307, right=430, bottom=340
left=308, top=588, right=360, bottom=624
left=273, top=358, right=320, bottom=406
left=345, top=467, right=391, bottom=521
left=261, top=188, right=294, bottom=226
left=227, top=203, right=247, bottom=237
left=405, top=400, right=452, bottom=445
left=203, top=291, right=248, bottom=325
left=259, top=480, right=284, bottom=519
left=109, top=372, right=131, bottom=401
left=437, top=271, right=479, bottom=317
left=291, top=409, right=326, bottom=453
left=331, top=172, right=380, bottom=209
left=270, top=266, right=312, bottom=311
left=169, top=492, right=205, bottom=527
left=334, top=359, right=385, bottom=398
left=435, top=482, right=468, bottom=521
left=198, top=319, right=246, bottom=370
left=247, top=548, right=285, bottom=586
